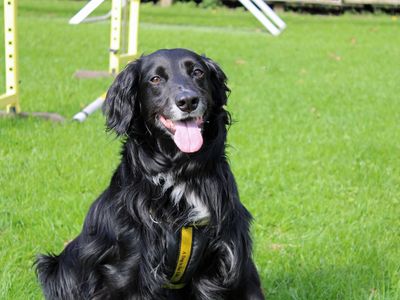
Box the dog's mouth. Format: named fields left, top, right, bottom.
left=159, top=115, right=204, bottom=153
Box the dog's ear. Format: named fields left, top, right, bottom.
left=203, top=57, right=230, bottom=107
left=103, top=60, right=141, bottom=136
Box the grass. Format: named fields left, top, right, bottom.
left=1, top=0, right=400, bottom=299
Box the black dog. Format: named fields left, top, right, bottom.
left=36, top=48, right=264, bottom=300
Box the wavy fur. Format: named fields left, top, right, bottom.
left=36, top=49, right=264, bottom=300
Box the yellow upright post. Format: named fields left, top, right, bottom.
left=0, top=0, right=20, bottom=113
left=109, top=0, right=122, bottom=75
left=108, top=0, right=139, bottom=75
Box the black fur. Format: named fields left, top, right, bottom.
left=36, top=49, right=264, bottom=300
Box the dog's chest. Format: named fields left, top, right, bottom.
left=152, top=173, right=210, bottom=222
left=151, top=173, right=211, bottom=288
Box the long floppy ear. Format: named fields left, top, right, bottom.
left=203, top=57, right=230, bottom=107
left=103, top=60, right=141, bottom=136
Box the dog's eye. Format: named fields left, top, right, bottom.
left=150, top=76, right=161, bottom=84
left=193, top=69, right=204, bottom=78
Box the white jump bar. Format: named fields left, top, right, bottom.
left=252, top=0, right=286, bottom=30
left=69, top=0, right=106, bottom=25
left=72, top=96, right=105, bottom=122
left=238, top=0, right=285, bottom=36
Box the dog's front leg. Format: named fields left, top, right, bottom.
left=191, top=256, right=264, bottom=300
left=191, top=234, right=264, bottom=300
left=225, top=259, right=265, bottom=300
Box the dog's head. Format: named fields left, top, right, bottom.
left=103, top=48, right=229, bottom=154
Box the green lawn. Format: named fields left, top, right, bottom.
left=1, top=1, right=400, bottom=299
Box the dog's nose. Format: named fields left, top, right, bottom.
left=175, top=93, right=199, bottom=113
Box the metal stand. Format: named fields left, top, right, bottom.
left=0, top=0, right=65, bottom=122
left=0, top=0, right=20, bottom=113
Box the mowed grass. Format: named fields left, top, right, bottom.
left=1, top=1, right=400, bottom=299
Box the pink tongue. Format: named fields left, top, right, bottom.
left=173, top=120, right=203, bottom=153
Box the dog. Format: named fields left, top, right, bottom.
left=36, top=48, right=265, bottom=300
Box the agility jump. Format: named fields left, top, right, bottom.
left=0, top=0, right=20, bottom=113
left=0, top=0, right=65, bottom=121
left=72, top=0, right=140, bottom=122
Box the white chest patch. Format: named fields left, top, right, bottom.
left=151, top=173, right=210, bottom=222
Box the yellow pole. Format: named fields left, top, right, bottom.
left=0, top=0, right=20, bottom=113
left=108, top=0, right=139, bottom=75
left=109, top=0, right=122, bottom=75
